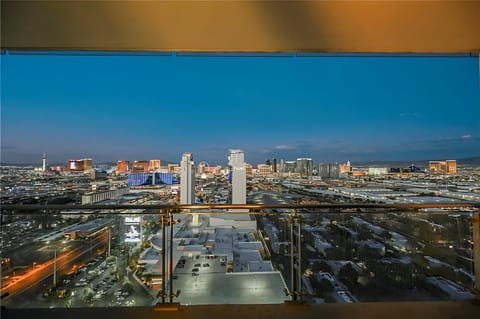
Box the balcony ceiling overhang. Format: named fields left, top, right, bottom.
left=1, top=0, right=480, bottom=53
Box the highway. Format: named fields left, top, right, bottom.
left=2, top=231, right=108, bottom=305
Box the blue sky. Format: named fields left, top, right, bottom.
left=1, top=53, right=479, bottom=166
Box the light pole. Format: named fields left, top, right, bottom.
left=53, top=250, right=57, bottom=287
left=108, top=227, right=111, bottom=257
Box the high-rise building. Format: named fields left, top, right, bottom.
left=339, top=160, right=352, bottom=173
left=318, top=163, right=340, bottom=179
left=283, top=160, right=296, bottom=173
left=117, top=160, right=130, bottom=173
left=180, top=153, right=195, bottom=204
left=279, top=159, right=285, bottom=173
left=257, top=164, right=273, bottom=175
left=197, top=162, right=207, bottom=175
left=296, top=158, right=313, bottom=178
left=168, top=164, right=180, bottom=173
left=245, top=163, right=253, bottom=178
left=148, top=160, right=161, bottom=171
left=42, top=153, right=46, bottom=172
left=67, top=158, right=93, bottom=172
left=228, top=149, right=246, bottom=205
left=132, top=160, right=149, bottom=173
left=273, top=158, right=277, bottom=173
left=429, top=160, right=457, bottom=174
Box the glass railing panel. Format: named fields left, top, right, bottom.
left=287, top=209, right=475, bottom=303
left=1, top=206, right=478, bottom=308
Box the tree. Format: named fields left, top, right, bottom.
left=122, top=281, right=134, bottom=295
left=83, top=287, right=94, bottom=303
left=338, top=263, right=359, bottom=290
left=380, top=230, right=392, bottom=240
left=313, top=278, right=334, bottom=298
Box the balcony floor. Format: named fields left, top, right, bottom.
left=2, top=300, right=480, bottom=319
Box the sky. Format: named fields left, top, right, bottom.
left=1, top=53, right=479, bottom=166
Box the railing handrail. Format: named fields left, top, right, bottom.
left=2, top=202, right=480, bottom=213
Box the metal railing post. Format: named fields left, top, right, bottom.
left=297, top=215, right=302, bottom=302
left=160, top=209, right=167, bottom=304
left=169, top=211, right=174, bottom=303
left=290, top=215, right=295, bottom=301
left=473, top=212, right=480, bottom=298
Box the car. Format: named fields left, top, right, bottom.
left=202, top=263, right=210, bottom=267
left=194, top=263, right=201, bottom=267
left=191, top=272, right=199, bottom=276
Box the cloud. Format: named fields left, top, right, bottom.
left=275, top=145, right=294, bottom=150
left=462, top=134, right=472, bottom=139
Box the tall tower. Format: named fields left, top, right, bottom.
left=180, top=153, right=195, bottom=205
left=228, top=149, right=246, bottom=205
left=42, top=153, right=47, bottom=172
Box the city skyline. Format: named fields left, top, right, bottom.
left=1, top=53, right=479, bottom=165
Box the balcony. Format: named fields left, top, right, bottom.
left=1, top=203, right=479, bottom=319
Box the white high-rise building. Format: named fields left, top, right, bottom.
left=180, top=153, right=195, bottom=205
left=228, top=149, right=246, bottom=205
left=42, top=153, right=46, bottom=172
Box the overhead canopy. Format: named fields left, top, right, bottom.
left=1, top=0, right=480, bottom=53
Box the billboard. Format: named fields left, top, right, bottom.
left=124, top=216, right=141, bottom=242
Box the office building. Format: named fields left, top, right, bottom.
left=273, top=158, right=277, bottom=173
left=228, top=149, right=246, bottom=205
left=180, top=153, right=195, bottom=205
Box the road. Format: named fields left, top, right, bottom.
left=2, top=232, right=108, bottom=306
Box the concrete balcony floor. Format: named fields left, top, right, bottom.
left=2, top=300, right=480, bottom=319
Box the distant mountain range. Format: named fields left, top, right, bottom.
left=2, top=157, right=479, bottom=168
left=354, top=156, right=480, bottom=168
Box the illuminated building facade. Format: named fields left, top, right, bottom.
left=168, top=164, right=180, bottom=174
left=148, top=160, right=161, bottom=171
left=429, top=160, right=457, bottom=174
left=132, top=160, right=149, bottom=173
left=340, top=161, right=352, bottom=173
left=117, top=160, right=130, bottom=173
left=257, top=164, right=273, bottom=176
left=245, top=163, right=253, bottom=178
left=128, top=172, right=175, bottom=187
left=67, top=158, right=93, bottom=172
